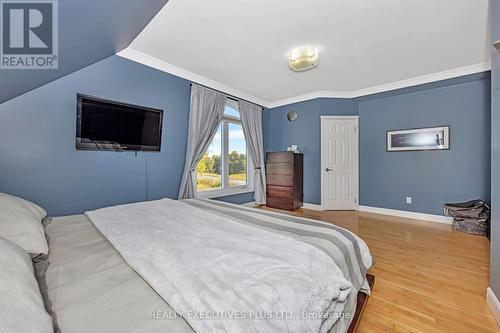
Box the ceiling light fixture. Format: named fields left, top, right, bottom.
left=288, top=46, right=319, bottom=72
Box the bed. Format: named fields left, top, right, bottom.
left=44, top=198, right=374, bottom=333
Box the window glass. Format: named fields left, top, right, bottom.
left=196, top=124, right=222, bottom=191
left=228, top=122, right=247, bottom=188
left=196, top=102, right=249, bottom=193
left=224, top=105, right=240, bottom=119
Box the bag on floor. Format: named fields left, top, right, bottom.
left=443, top=200, right=490, bottom=236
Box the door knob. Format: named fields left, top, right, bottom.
left=325, top=168, right=333, bottom=172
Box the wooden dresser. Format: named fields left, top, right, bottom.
left=266, top=151, right=303, bottom=211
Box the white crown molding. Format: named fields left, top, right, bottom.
left=117, top=47, right=490, bottom=109
left=349, top=62, right=491, bottom=99
left=117, top=48, right=271, bottom=107
left=358, top=205, right=453, bottom=224
left=268, top=62, right=491, bottom=108
left=266, top=91, right=353, bottom=109
left=487, top=287, right=500, bottom=326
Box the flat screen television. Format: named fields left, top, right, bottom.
left=76, top=94, right=163, bottom=152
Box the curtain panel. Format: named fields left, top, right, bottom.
left=238, top=100, right=266, bottom=205
left=178, top=85, right=227, bottom=199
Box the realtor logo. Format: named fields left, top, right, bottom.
left=1, top=0, right=58, bottom=69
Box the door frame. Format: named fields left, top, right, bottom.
left=320, top=115, right=359, bottom=211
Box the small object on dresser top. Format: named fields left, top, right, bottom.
left=287, top=144, right=299, bottom=153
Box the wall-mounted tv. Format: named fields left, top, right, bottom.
left=76, top=94, right=163, bottom=152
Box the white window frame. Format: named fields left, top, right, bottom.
left=197, top=100, right=254, bottom=199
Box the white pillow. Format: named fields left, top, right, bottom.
left=0, top=236, right=53, bottom=333
left=0, top=193, right=48, bottom=254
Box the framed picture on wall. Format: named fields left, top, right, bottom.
left=386, top=126, right=450, bottom=152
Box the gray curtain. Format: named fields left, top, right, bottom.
left=238, top=100, right=266, bottom=205
left=178, top=85, right=227, bottom=199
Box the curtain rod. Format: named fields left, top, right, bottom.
left=189, top=83, right=264, bottom=109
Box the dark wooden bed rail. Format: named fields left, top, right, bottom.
left=347, top=274, right=375, bottom=333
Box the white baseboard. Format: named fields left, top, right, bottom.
left=487, top=287, right=500, bottom=326
left=253, top=201, right=452, bottom=224
left=243, top=202, right=324, bottom=210
left=358, top=205, right=453, bottom=224
left=302, top=203, right=323, bottom=211
left=300, top=202, right=453, bottom=224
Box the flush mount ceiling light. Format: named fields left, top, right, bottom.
left=288, top=46, right=319, bottom=72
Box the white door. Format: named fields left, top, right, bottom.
left=321, top=116, right=359, bottom=210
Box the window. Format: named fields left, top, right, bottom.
left=196, top=101, right=253, bottom=196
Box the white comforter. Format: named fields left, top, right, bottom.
left=86, top=199, right=352, bottom=333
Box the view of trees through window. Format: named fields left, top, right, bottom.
left=196, top=105, right=247, bottom=192
left=196, top=124, right=222, bottom=191
left=228, top=122, right=247, bottom=187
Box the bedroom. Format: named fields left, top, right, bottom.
left=0, top=0, right=499, bottom=332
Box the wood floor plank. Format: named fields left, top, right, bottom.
left=260, top=206, right=499, bottom=333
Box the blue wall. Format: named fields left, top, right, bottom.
left=0, top=0, right=169, bottom=104
left=264, top=74, right=491, bottom=215
left=263, top=98, right=359, bottom=204
left=490, top=0, right=500, bottom=299
left=359, top=73, right=491, bottom=215
left=0, top=55, right=250, bottom=216
left=0, top=50, right=493, bottom=229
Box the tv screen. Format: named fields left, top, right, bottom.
left=76, top=94, right=163, bottom=152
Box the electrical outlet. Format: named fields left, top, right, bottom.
left=406, top=197, right=412, bottom=204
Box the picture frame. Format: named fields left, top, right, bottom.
left=386, top=126, right=450, bottom=152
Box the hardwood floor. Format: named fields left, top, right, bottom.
left=261, top=206, right=499, bottom=333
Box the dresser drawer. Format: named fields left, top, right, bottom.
left=267, top=196, right=295, bottom=211
left=266, top=152, right=294, bottom=164
left=267, top=185, right=295, bottom=199
left=266, top=162, right=293, bottom=175
left=266, top=173, right=294, bottom=187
